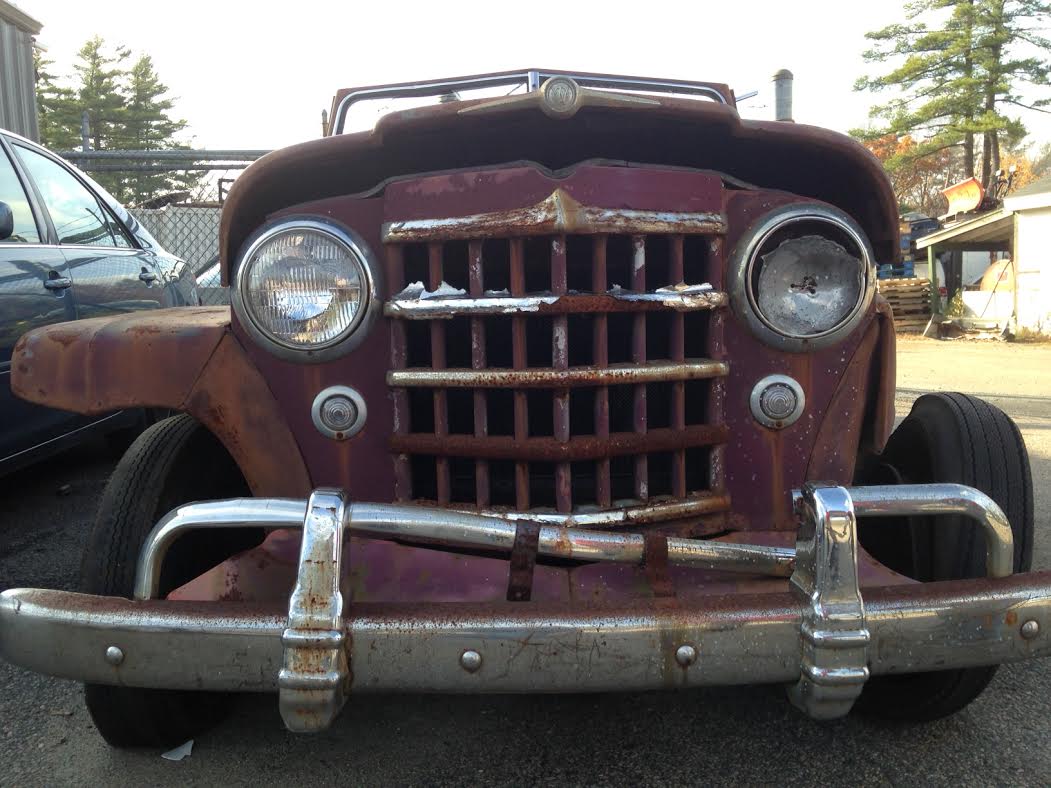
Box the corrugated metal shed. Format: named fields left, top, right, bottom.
left=0, top=0, right=42, bottom=141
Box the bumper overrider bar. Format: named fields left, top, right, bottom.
left=1, top=484, right=1048, bottom=733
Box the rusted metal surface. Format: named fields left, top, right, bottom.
left=384, top=288, right=726, bottom=319
left=551, top=235, right=572, bottom=512
left=8, top=570, right=1051, bottom=699
left=805, top=318, right=881, bottom=484
left=11, top=307, right=310, bottom=498
left=387, top=360, right=729, bottom=388
left=593, top=236, right=612, bottom=508
left=391, top=425, right=729, bottom=462
left=220, top=103, right=899, bottom=285
left=11, top=307, right=228, bottom=416
left=506, top=521, right=541, bottom=602
left=870, top=295, right=897, bottom=453
left=468, top=493, right=731, bottom=528
left=468, top=240, right=490, bottom=506
left=383, top=188, right=727, bottom=242
left=631, top=235, right=649, bottom=500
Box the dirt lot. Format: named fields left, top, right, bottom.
left=1, top=337, right=1049, bottom=787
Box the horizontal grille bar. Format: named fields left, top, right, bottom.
left=391, top=425, right=729, bottom=461
left=385, top=289, right=728, bottom=319
left=383, top=188, right=727, bottom=243
left=387, top=359, right=728, bottom=388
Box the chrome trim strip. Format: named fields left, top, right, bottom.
left=382, top=189, right=727, bottom=243
left=332, top=69, right=729, bottom=134
left=386, top=360, right=729, bottom=389
left=834, top=483, right=1013, bottom=579
left=279, top=489, right=350, bottom=732
left=384, top=288, right=728, bottom=319
left=787, top=484, right=868, bottom=718
left=3, top=574, right=1049, bottom=693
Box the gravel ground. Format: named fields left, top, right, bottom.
left=1, top=337, right=1049, bottom=786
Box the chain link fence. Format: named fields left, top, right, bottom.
left=61, top=150, right=266, bottom=306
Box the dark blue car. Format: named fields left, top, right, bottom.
left=0, top=130, right=198, bottom=472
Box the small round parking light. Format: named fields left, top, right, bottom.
left=311, top=386, right=367, bottom=440
left=750, top=374, right=805, bottom=429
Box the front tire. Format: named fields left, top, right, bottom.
left=856, top=392, right=1033, bottom=721
left=80, top=414, right=262, bottom=748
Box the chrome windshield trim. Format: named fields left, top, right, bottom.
left=332, top=68, right=730, bottom=134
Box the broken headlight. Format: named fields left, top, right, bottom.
left=232, top=217, right=380, bottom=361
left=729, top=204, right=876, bottom=351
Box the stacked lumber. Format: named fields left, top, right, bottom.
left=878, top=277, right=932, bottom=332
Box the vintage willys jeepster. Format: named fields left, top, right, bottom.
left=1, top=70, right=1044, bottom=748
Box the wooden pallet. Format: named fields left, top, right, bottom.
left=878, top=278, right=932, bottom=332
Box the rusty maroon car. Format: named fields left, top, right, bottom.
left=1, top=71, right=1043, bottom=747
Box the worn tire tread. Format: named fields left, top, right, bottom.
left=856, top=393, right=1033, bottom=722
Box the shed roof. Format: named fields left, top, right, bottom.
left=1004, top=174, right=1051, bottom=212
left=915, top=207, right=1013, bottom=251
left=0, top=0, right=41, bottom=34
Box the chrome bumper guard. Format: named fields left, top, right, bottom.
left=1, top=483, right=1048, bottom=733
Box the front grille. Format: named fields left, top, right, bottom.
left=385, top=232, right=729, bottom=524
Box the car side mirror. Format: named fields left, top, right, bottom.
left=0, top=202, right=13, bottom=241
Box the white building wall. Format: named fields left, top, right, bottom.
left=1014, top=206, right=1051, bottom=334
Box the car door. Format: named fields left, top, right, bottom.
left=0, top=137, right=84, bottom=462
left=10, top=142, right=168, bottom=319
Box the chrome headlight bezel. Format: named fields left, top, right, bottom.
left=729, top=203, right=876, bottom=352
left=231, top=216, right=382, bottom=362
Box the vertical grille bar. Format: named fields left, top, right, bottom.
left=428, top=242, right=451, bottom=504
left=387, top=245, right=411, bottom=501
left=592, top=236, right=611, bottom=508
left=551, top=236, right=571, bottom=512
left=468, top=240, right=489, bottom=506
left=631, top=235, right=648, bottom=500
left=510, top=239, right=530, bottom=509
left=670, top=234, right=687, bottom=498
left=707, top=237, right=726, bottom=493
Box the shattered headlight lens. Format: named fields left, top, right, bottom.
left=234, top=220, right=377, bottom=358
left=731, top=204, right=876, bottom=351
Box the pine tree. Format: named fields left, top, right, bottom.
left=116, top=55, right=199, bottom=205
left=72, top=36, right=130, bottom=151
left=34, top=51, right=81, bottom=150
left=33, top=38, right=199, bottom=205
left=853, top=0, right=1050, bottom=190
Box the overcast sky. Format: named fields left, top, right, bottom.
left=20, top=0, right=1051, bottom=151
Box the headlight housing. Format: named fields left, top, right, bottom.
left=729, top=204, right=876, bottom=351
left=232, top=218, right=380, bottom=361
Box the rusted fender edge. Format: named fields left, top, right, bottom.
left=11, top=307, right=311, bottom=497
left=806, top=298, right=896, bottom=483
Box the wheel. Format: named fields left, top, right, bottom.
left=855, top=392, right=1033, bottom=721
left=80, top=414, right=263, bottom=748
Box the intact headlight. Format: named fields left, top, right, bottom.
left=730, top=204, right=876, bottom=351
left=232, top=218, right=380, bottom=361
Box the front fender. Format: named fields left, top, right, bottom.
left=11, top=307, right=310, bottom=497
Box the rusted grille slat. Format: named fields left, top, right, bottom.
left=429, top=243, right=451, bottom=505
left=670, top=234, right=687, bottom=498
left=632, top=235, right=647, bottom=500
left=707, top=238, right=727, bottom=493
left=592, top=236, right=611, bottom=508
left=391, top=424, right=730, bottom=461
left=387, top=360, right=727, bottom=389
left=468, top=240, right=489, bottom=506
left=384, top=290, right=728, bottom=318
left=551, top=236, right=571, bottom=512
left=510, top=239, right=529, bottom=509
left=387, top=245, right=412, bottom=500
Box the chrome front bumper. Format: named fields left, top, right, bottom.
left=1, top=483, right=1048, bottom=733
